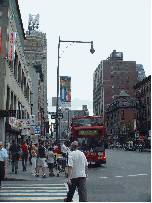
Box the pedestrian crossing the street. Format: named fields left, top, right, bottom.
left=0, top=183, right=68, bottom=201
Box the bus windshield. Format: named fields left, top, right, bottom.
left=73, top=117, right=103, bottom=127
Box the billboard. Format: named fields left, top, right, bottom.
left=60, top=76, right=71, bottom=107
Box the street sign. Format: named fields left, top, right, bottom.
left=51, top=115, right=57, bottom=119
left=35, top=125, right=41, bottom=134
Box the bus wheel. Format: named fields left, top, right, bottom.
left=95, top=162, right=101, bottom=167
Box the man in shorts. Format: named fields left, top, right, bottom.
left=36, top=141, right=47, bottom=178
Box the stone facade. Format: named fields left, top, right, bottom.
left=0, top=0, right=32, bottom=146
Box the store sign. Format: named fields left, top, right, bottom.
left=9, top=117, right=19, bottom=130
left=30, top=115, right=35, bottom=126
left=0, top=110, right=17, bottom=117
left=18, top=119, right=30, bottom=129
left=8, top=32, right=15, bottom=61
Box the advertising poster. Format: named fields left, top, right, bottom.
left=60, top=76, right=71, bottom=107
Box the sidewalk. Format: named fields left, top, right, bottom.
left=4, top=160, right=68, bottom=182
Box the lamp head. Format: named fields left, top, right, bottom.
left=90, top=41, right=95, bottom=54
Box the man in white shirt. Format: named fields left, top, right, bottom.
left=0, top=141, right=8, bottom=188
left=64, top=141, right=88, bottom=202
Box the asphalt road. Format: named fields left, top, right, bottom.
left=86, top=149, right=151, bottom=202
left=1, top=149, right=151, bottom=202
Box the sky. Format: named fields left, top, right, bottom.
left=18, top=0, right=151, bottom=115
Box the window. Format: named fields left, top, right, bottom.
left=121, top=81, right=123, bottom=84
left=117, top=76, right=119, bottom=79
left=122, top=100, right=127, bottom=106
left=126, top=72, right=129, bottom=75
left=147, top=97, right=149, bottom=105
left=111, top=76, right=114, bottom=80
left=117, top=71, right=119, bottom=75
left=121, top=72, right=123, bottom=75
left=126, top=67, right=129, bottom=70
left=121, top=110, right=124, bottom=117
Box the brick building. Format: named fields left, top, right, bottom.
left=133, top=75, right=151, bottom=146
left=105, top=90, right=136, bottom=144
left=93, top=50, right=138, bottom=126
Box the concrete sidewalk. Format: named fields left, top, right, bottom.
left=4, top=160, right=68, bottom=182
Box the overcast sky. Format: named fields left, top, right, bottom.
left=18, top=0, right=151, bottom=115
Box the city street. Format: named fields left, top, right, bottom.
left=1, top=149, right=151, bottom=202
left=87, top=149, right=151, bottom=202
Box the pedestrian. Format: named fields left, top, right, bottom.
left=28, top=142, right=33, bottom=165
left=47, top=146, right=56, bottom=176
left=61, top=142, right=68, bottom=170
left=31, top=144, right=37, bottom=176
left=35, top=143, right=39, bottom=175
left=64, top=141, right=88, bottom=202
left=0, top=141, right=8, bottom=189
left=36, top=141, right=47, bottom=178
left=9, top=139, right=20, bottom=174
left=21, top=140, right=28, bottom=171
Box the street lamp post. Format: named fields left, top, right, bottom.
left=56, top=36, right=95, bottom=145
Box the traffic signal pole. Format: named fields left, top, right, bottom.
left=56, top=36, right=95, bottom=145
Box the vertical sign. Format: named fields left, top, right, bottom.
left=60, top=76, right=71, bottom=107
left=0, top=27, right=2, bottom=56
left=30, top=115, right=35, bottom=126
left=8, top=32, right=14, bottom=60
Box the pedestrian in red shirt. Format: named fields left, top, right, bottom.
left=22, top=141, right=28, bottom=171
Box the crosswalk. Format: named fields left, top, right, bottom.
left=0, top=183, right=68, bottom=202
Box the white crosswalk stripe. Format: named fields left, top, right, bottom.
left=0, top=183, right=68, bottom=201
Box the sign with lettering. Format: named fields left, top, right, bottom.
left=8, top=32, right=15, bottom=61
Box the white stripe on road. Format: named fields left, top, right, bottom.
left=115, top=176, right=124, bottom=178
left=137, top=174, right=148, bottom=176
left=100, top=177, right=109, bottom=179
left=128, top=175, right=138, bottom=177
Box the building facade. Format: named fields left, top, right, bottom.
left=24, top=25, right=48, bottom=137
left=93, top=50, right=138, bottom=125
left=133, top=75, right=151, bottom=146
left=0, top=0, right=32, bottom=146
left=136, top=64, right=146, bottom=82
left=105, top=90, right=136, bottom=144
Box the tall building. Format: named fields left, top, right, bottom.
left=136, top=64, right=146, bottom=81
left=93, top=50, right=138, bottom=125
left=133, top=75, right=151, bottom=143
left=24, top=16, right=48, bottom=137
left=0, top=0, right=32, bottom=145
left=105, top=90, right=136, bottom=144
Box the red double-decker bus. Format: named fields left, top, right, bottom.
left=71, top=116, right=106, bottom=166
